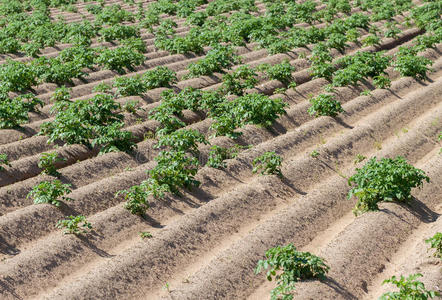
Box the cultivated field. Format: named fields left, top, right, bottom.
left=0, top=0, right=441, bottom=299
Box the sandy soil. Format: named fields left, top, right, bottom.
left=0, top=1, right=441, bottom=299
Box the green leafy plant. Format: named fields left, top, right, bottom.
left=113, top=75, right=147, bottom=96
left=122, top=100, right=143, bottom=114
left=425, top=232, right=442, bottom=259
left=308, top=94, right=344, bottom=117
left=27, top=180, right=72, bottom=207
left=221, top=65, right=258, bottom=96
left=252, top=151, right=282, bottom=177
left=155, top=129, right=208, bottom=156
left=348, top=156, right=430, bottom=215
left=143, top=66, right=177, bottom=89
left=310, top=150, right=320, bottom=158
left=148, top=150, right=200, bottom=196
left=186, top=45, right=241, bottom=78
left=40, top=94, right=135, bottom=154
left=255, top=244, right=329, bottom=300
left=393, top=47, right=433, bottom=80
left=38, top=152, right=66, bottom=176
left=0, top=153, right=11, bottom=170
left=140, top=231, right=153, bottom=239
left=207, top=145, right=242, bottom=169
left=0, top=95, right=43, bottom=128
left=258, top=60, right=296, bottom=86
left=116, top=184, right=150, bottom=215
left=56, top=215, right=92, bottom=234
left=95, top=46, right=145, bottom=74
left=51, top=86, right=72, bottom=103
left=380, top=273, right=440, bottom=299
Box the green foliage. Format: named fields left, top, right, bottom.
left=148, top=150, right=200, bottom=196
left=373, top=75, right=391, bottom=89
left=40, top=94, right=135, bottom=154
left=308, top=94, right=344, bottom=117
left=38, top=152, right=65, bottom=176
left=207, top=145, right=242, bottom=169
left=348, top=156, right=430, bottom=215
left=393, top=47, right=433, bottom=80
left=95, top=46, right=145, bottom=74
left=122, top=100, right=143, bottom=114
left=113, top=75, right=147, bottom=96
left=0, top=59, right=36, bottom=93
left=425, top=232, right=442, bottom=259
left=311, top=150, right=320, bottom=158
left=380, top=274, right=440, bottom=299
left=156, top=129, right=208, bottom=156
left=333, top=51, right=391, bottom=87
left=258, top=60, right=296, bottom=86
left=51, top=86, right=72, bottom=103
left=56, top=215, right=92, bottom=234
left=140, top=231, right=153, bottom=239
left=27, top=180, right=72, bottom=207
left=143, top=66, right=177, bottom=89
left=186, top=45, right=241, bottom=78
left=116, top=184, right=150, bottom=215
left=93, top=82, right=112, bottom=93
left=255, top=244, right=329, bottom=300
left=0, top=95, right=43, bottom=128
left=252, top=151, right=282, bottom=177
left=210, top=93, right=287, bottom=138
left=0, top=153, right=11, bottom=170
left=221, top=65, right=258, bottom=96
left=309, top=43, right=335, bottom=80
left=362, top=34, right=381, bottom=47
left=98, top=24, right=139, bottom=42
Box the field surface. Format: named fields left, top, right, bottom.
left=0, top=0, right=441, bottom=299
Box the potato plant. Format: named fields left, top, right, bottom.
left=0, top=153, right=11, bottom=171
left=393, top=47, right=434, bottom=80
left=257, top=60, right=296, bottom=86
left=148, top=150, right=200, bottom=197
left=380, top=274, right=440, bottom=299
left=252, top=151, right=283, bottom=177
left=348, top=156, right=430, bottom=215
left=255, top=244, right=329, bottom=300
left=221, top=65, right=258, bottom=96
left=116, top=184, right=151, bottom=215
left=113, top=75, right=147, bottom=97
left=143, top=66, right=177, bottom=89
left=27, top=180, right=72, bottom=207
left=95, top=46, right=145, bottom=74
left=56, top=215, right=92, bottom=235
left=186, top=45, right=241, bottom=78
left=155, top=129, right=208, bottom=156
left=425, top=232, right=442, bottom=259
left=38, top=152, right=66, bottom=176
left=308, top=94, right=344, bottom=117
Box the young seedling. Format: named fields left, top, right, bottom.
left=38, top=152, right=66, bottom=176
left=348, top=156, right=430, bottom=215
left=252, top=152, right=282, bottom=177
left=56, top=215, right=92, bottom=234
left=353, top=154, right=366, bottom=164
left=207, top=145, right=242, bottom=169
left=27, top=180, right=73, bottom=207
left=140, top=231, right=153, bottom=239
left=116, top=184, right=150, bottom=215
left=0, top=153, right=11, bottom=170
left=255, top=244, right=329, bottom=300
left=425, top=232, right=442, bottom=259
left=310, top=150, right=320, bottom=158
left=380, top=273, right=440, bottom=299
